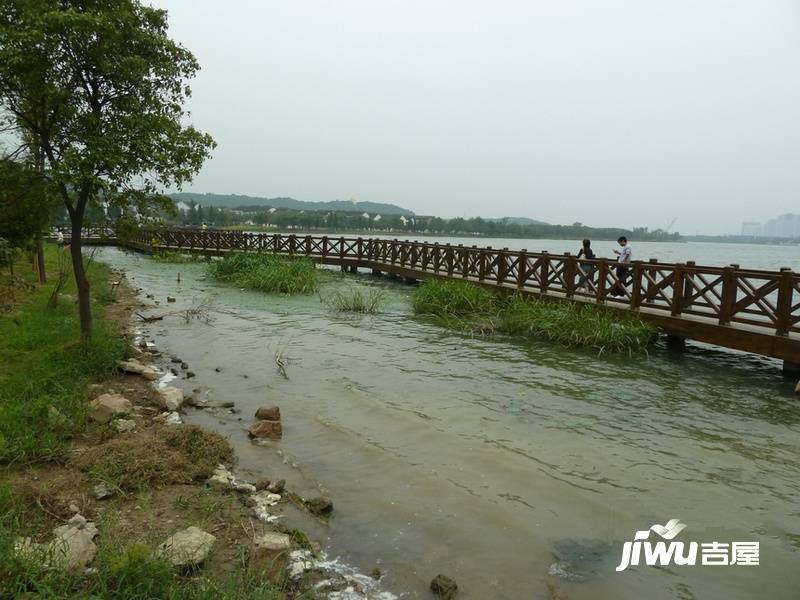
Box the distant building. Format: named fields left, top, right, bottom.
left=762, top=213, right=800, bottom=239
left=741, top=221, right=761, bottom=237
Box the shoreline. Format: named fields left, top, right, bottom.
left=0, top=250, right=396, bottom=599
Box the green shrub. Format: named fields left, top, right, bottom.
left=103, top=544, right=174, bottom=599
left=411, top=280, right=657, bottom=354
left=207, top=253, right=317, bottom=294
left=324, top=288, right=385, bottom=313
left=412, top=279, right=495, bottom=316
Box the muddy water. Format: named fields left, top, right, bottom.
left=97, top=247, right=800, bottom=600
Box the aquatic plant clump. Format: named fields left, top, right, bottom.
left=412, top=279, right=657, bottom=353
left=412, top=279, right=495, bottom=315
left=324, top=288, right=386, bottom=313
left=207, top=252, right=318, bottom=294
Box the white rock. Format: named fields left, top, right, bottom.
left=158, top=526, right=216, bottom=568
left=207, top=465, right=235, bottom=489
left=118, top=359, right=146, bottom=374
left=90, top=393, right=133, bottom=424
left=94, top=482, right=113, bottom=500
left=16, top=514, right=99, bottom=571
left=253, top=532, right=291, bottom=559
left=288, top=549, right=314, bottom=579
left=141, top=367, right=160, bottom=381
left=114, top=419, right=136, bottom=433
left=158, top=387, right=184, bottom=411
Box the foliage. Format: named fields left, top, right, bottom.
left=412, top=279, right=657, bottom=353
left=0, top=159, right=56, bottom=251
left=0, top=245, right=126, bottom=463
left=207, top=252, right=318, bottom=294
left=324, top=287, right=386, bottom=313
left=412, top=279, right=496, bottom=315
left=0, top=0, right=215, bottom=339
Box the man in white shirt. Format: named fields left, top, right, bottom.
left=610, top=236, right=631, bottom=297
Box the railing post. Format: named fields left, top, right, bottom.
left=391, top=239, right=398, bottom=264
left=631, top=260, right=643, bottom=308
left=645, top=258, right=659, bottom=303
left=478, top=248, right=489, bottom=281
left=776, top=267, right=794, bottom=336
left=517, top=250, right=527, bottom=289
left=719, top=265, right=736, bottom=325
left=446, top=244, right=454, bottom=276
left=357, top=237, right=363, bottom=263
left=433, top=243, right=441, bottom=273
left=539, top=251, right=549, bottom=294
left=564, top=252, right=576, bottom=297
left=672, top=263, right=685, bottom=316
left=305, top=235, right=312, bottom=256
left=322, top=236, right=328, bottom=258
left=497, top=249, right=509, bottom=285
left=339, top=236, right=345, bottom=263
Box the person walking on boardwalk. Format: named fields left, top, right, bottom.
left=576, top=238, right=595, bottom=292
left=610, top=236, right=632, bottom=297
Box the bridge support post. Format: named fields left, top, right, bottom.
left=404, top=277, right=417, bottom=285
left=666, top=334, right=686, bottom=352
left=783, top=361, right=800, bottom=378
left=340, top=265, right=347, bottom=273
left=371, top=269, right=382, bottom=276
left=348, top=265, right=358, bottom=273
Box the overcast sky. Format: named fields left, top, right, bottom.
left=156, top=0, right=800, bottom=235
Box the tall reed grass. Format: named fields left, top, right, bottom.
left=412, top=279, right=657, bottom=354
left=324, top=288, right=386, bottom=313
left=206, top=252, right=317, bottom=294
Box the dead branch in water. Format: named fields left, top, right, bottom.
left=274, top=345, right=300, bottom=379
left=135, top=301, right=215, bottom=325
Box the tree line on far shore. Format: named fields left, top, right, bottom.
left=169, top=202, right=683, bottom=242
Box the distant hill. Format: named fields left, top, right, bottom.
left=487, top=216, right=550, bottom=226
left=169, top=192, right=414, bottom=216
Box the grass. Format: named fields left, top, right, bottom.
left=0, top=245, right=127, bottom=464
left=74, top=425, right=233, bottom=492
left=324, top=287, right=386, bottom=313
left=413, top=279, right=658, bottom=354
left=207, top=252, right=318, bottom=294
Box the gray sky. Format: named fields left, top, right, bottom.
left=157, top=0, right=800, bottom=235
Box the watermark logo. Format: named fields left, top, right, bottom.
left=616, top=519, right=759, bottom=571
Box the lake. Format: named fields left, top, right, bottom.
left=95, top=240, right=800, bottom=599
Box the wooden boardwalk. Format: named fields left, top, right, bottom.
left=74, top=228, right=800, bottom=372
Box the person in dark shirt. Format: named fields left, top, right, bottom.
left=577, top=238, right=595, bottom=292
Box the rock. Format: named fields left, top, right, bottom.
left=267, top=479, right=285, bottom=494
left=158, top=386, right=184, bottom=411
left=216, top=401, right=235, bottom=409
left=254, top=406, right=280, bottom=421
left=248, top=420, right=283, bottom=439
left=255, top=479, right=271, bottom=491
left=156, top=411, right=182, bottom=425
left=180, top=362, right=188, bottom=370
left=430, top=574, right=458, bottom=599
left=171, top=356, right=182, bottom=363
left=16, top=514, right=99, bottom=571
left=68, top=503, right=80, bottom=514
left=186, top=371, right=195, bottom=379
left=141, top=367, right=159, bottom=381
left=47, top=405, right=69, bottom=428
left=214, top=367, right=222, bottom=372
left=158, top=526, right=216, bottom=568
left=114, top=418, right=136, bottom=433
left=170, top=367, right=179, bottom=376
left=370, top=567, right=383, bottom=579
left=90, top=393, right=133, bottom=424
left=167, top=296, right=176, bottom=303
left=251, top=491, right=282, bottom=522
left=207, top=465, right=235, bottom=489
left=118, top=359, right=146, bottom=374
left=253, top=532, right=291, bottom=555
left=304, top=496, right=333, bottom=517
left=93, top=482, right=113, bottom=500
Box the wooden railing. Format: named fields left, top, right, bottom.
left=128, top=228, right=800, bottom=338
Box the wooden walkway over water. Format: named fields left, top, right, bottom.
left=66, top=227, right=800, bottom=373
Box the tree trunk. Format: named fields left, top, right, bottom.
left=36, top=236, right=46, bottom=283
left=70, top=223, right=92, bottom=342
